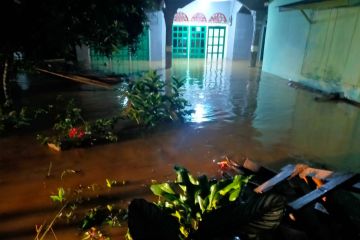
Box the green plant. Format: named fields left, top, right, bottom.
left=50, top=187, right=66, bottom=204
left=38, top=175, right=130, bottom=240
left=128, top=166, right=286, bottom=240
left=37, top=99, right=119, bottom=150
left=166, top=76, right=194, bottom=121
left=81, top=205, right=127, bottom=231
left=125, top=71, right=193, bottom=127
left=0, top=104, right=31, bottom=135
left=149, top=166, right=251, bottom=238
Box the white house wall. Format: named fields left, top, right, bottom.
left=263, top=0, right=360, bottom=102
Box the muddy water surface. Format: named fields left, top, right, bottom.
left=1, top=60, right=360, bottom=239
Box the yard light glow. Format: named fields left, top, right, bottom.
left=193, top=103, right=205, bottom=123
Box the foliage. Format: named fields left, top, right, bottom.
left=0, top=0, right=160, bottom=104
left=0, top=104, right=31, bottom=135
left=125, top=71, right=193, bottom=127
left=0, top=0, right=157, bottom=61
left=81, top=205, right=127, bottom=230
left=149, top=166, right=251, bottom=239
left=0, top=101, right=51, bottom=136
left=128, top=166, right=286, bottom=239
left=37, top=99, right=118, bottom=150
left=50, top=187, right=66, bottom=204
left=38, top=176, right=129, bottom=240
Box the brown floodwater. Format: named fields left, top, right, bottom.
left=1, top=60, right=360, bottom=239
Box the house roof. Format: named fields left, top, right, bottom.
left=278, top=0, right=360, bottom=11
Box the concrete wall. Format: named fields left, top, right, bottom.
left=263, top=0, right=360, bottom=102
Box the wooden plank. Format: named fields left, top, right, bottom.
left=353, top=181, right=360, bottom=190
left=288, top=172, right=356, bottom=210
left=254, top=164, right=295, bottom=193
left=36, top=68, right=112, bottom=89
left=242, top=158, right=261, bottom=172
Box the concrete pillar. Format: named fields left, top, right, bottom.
left=163, top=7, right=177, bottom=69
left=250, top=10, right=266, bottom=67
left=163, top=0, right=193, bottom=69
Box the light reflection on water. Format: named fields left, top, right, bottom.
left=192, top=103, right=208, bottom=123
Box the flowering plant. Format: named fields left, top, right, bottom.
left=37, top=100, right=118, bottom=151
left=68, top=127, right=85, bottom=139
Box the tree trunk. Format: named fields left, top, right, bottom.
left=2, top=58, right=10, bottom=105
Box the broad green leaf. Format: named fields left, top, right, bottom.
left=160, top=183, right=175, bottom=194
left=150, top=184, right=164, bottom=196
left=180, top=226, right=189, bottom=238
left=219, top=175, right=241, bottom=196
left=229, top=188, right=241, bottom=201
left=207, top=184, right=219, bottom=210
left=150, top=183, right=175, bottom=196
left=171, top=210, right=182, bottom=222
left=197, top=195, right=205, bottom=212
left=50, top=196, right=60, bottom=202
left=189, top=174, right=199, bottom=185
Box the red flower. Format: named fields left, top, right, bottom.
left=68, top=128, right=85, bottom=139
left=77, top=130, right=85, bottom=139
left=69, top=128, right=78, bottom=138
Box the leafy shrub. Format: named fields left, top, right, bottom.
left=127, top=166, right=286, bottom=240
left=125, top=71, right=193, bottom=127
left=37, top=99, right=118, bottom=150
left=149, top=166, right=251, bottom=238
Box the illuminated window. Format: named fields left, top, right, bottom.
left=172, top=26, right=189, bottom=58
left=207, top=26, right=226, bottom=60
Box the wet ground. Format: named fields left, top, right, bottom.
left=1, top=60, right=360, bottom=239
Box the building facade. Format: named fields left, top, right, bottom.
left=77, top=0, right=257, bottom=74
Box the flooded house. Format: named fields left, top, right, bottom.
left=1, top=0, right=360, bottom=239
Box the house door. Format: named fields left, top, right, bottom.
left=189, top=26, right=206, bottom=58
left=207, top=26, right=226, bottom=60
left=172, top=25, right=189, bottom=58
